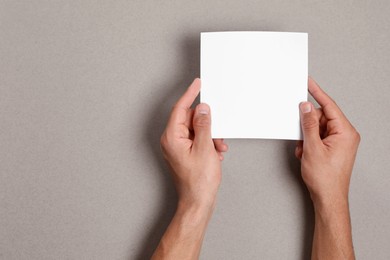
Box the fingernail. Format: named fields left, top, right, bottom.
left=198, top=103, right=209, bottom=115
left=300, top=102, right=312, bottom=113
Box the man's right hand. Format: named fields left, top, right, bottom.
left=296, top=77, right=360, bottom=207
left=296, top=77, right=360, bottom=260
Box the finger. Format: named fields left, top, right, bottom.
left=299, top=102, right=322, bottom=149
left=184, top=109, right=195, bottom=130
left=315, top=107, right=323, bottom=120
left=166, top=79, right=200, bottom=135
left=295, top=141, right=303, bottom=159
left=218, top=152, right=224, bottom=161
left=314, top=107, right=327, bottom=138
left=308, top=77, right=345, bottom=121
left=214, top=139, right=228, bottom=152
left=192, top=103, right=213, bottom=150
left=174, top=78, right=201, bottom=109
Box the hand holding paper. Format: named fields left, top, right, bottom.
left=155, top=77, right=360, bottom=260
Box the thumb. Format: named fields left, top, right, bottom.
left=300, top=102, right=322, bottom=147
left=192, top=103, right=213, bottom=149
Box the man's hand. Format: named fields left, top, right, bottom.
left=160, top=78, right=228, bottom=208
left=296, top=77, right=360, bottom=207
left=296, top=78, right=360, bottom=259
left=152, top=78, right=228, bottom=260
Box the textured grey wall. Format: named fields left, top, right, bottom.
left=1, top=1, right=389, bottom=259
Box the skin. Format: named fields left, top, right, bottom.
left=296, top=78, right=360, bottom=259
left=152, top=78, right=228, bottom=260
left=152, top=77, right=360, bottom=260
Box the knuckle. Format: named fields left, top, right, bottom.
left=344, top=126, right=361, bottom=145
left=160, top=133, right=168, bottom=148
left=194, top=115, right=210, bottom=128
left=160, top=132, right=174, bottom=151
left=352, top=128, right=361, bottom=143
left=302, top=117, right=318, bottom=130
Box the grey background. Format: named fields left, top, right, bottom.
left=1, top=0, right=389, bottom=259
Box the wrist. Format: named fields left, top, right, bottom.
left=176, top=199, right=216, bottom=226
left=312, top=194, right=350, bottom=219
left=151, top=196, right=216, bottom=259
left=178, top=192, right=218, bottom=212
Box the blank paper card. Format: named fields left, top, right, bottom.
left=200, top=31, right=308, bottom=140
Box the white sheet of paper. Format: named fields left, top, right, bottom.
left=200, top=31, right=308, bottom=140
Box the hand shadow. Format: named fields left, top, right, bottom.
left=284, top=141, right=315, bottom=260
left=134, top=36, right=200, bottom=260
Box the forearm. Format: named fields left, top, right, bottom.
left=151, top=201, right=215, bottom=260
left=312, top=198, right=355, bottom=260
